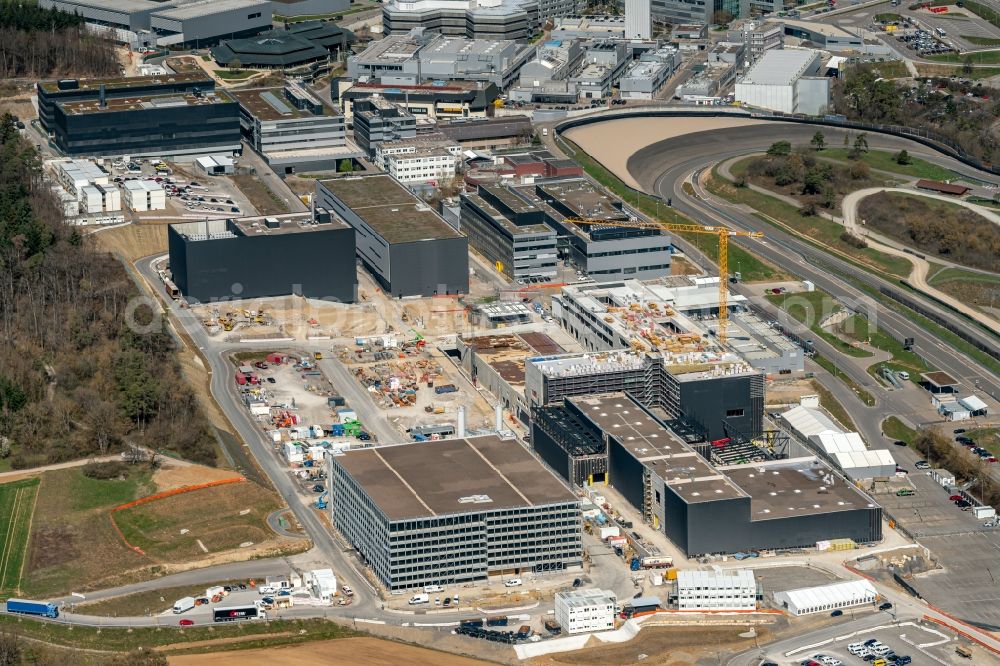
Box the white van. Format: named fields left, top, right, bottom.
left=897, top=371, right=910, bottom=381
left=504, top=578, right=522, bottom=588
left=408, top=593, right=429, bottom=605
left=172, top=597, right=195, bottom=614
left=424, top=585, right=444, bottom=594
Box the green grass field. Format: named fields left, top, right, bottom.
left=811, top=380, right=859, bottom=432
left=882, top=416, right=918, bottom=447
left=708, top=170, right=914, bottom=278
left=817, top=148, right=958, bottom=181
left=766, top=291, right=874, bottom=358
left=0, top=478, right=39, bottom=595
left=962, top=35, right=1000, bottom=45
left=927, top=50, right=1000, bottom=64
left=216, top=69, right=259, bottom=80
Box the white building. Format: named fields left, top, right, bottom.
left=735, top=48, right=829, bottom=115
left=80, top=183, right=121, bottom=214
left=625, top=0, right=651, bottom=39
left=810, top=432, right=896, bottom=480
left=55, top=158, right=109, bottom=198
left=554, top=588, right=617, bottom=634
left=384, top=148, right=459, bottom=184
left=774, top=579, right=878, bottom=616
left=676, top=569, right=757, bottom=611
left=307, top=568, right=337, bottom=602
left=122, top=179, right=166, bottom=211
left=195, top=155, right=235, bottom=176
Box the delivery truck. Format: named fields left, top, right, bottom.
left=5, top=599, right=59, bottom=618
left=213, top=605, right=266, bottom=623
left=173, top=597, right=196, bottom=614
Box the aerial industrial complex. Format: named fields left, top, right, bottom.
left=13, top=0, right=1000, bottom=660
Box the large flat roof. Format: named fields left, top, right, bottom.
left=227, top=86, right=332, bottom=121
left=334, top=435, right=577, bottom=521
left=39, top=72, right=209, bottom=94
left=740, top=49, right=819, bottom=87
left=721, top=458, right=877, bottom=520
left=151, top=0, right=270, bottom=19
left=570, top=393, right=746, bottom=503
left=319, top=175, right=460, bottom=244
left=59, top=91, right=233, bottom=115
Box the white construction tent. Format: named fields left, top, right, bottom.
left=774, top=579, right=878, bottom=616
left=810, top=432, right=896, bottom=480
left=959, top=395, right=988, bottom=416
left=781, top=405, right=841, bottom=439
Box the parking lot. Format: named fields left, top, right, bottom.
left=108, top=157, right=254, bottom=219
left=790, top=621, right=975, bottom=666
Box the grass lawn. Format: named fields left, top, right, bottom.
left=707, top=170, right=914, bottom=278
left=114, top=480, right=281, bottom=561
left=860, top=60, right=910, bottom=79
left=813, top=353, right=877, bottom=407
left=962, top=35, right=1000, bottom=45
left=216, top=69, right=259, bottom=80
left=883, top=416, right=918, bottom=444
left=562, top=138, right=790, bottom=283
left=811, top=380, right=859, bottom=432
left=927, top=50, right=1000, bottom=64
left=927, top=267, right=1000, bottom=316
left=874, top=12, right=904, bottom=21
left=915, top=63, right=1000, bottom=79
left=231, top=174, right=289, bottom=216
left=831, top=313, right=930, bottom=384
left=818, top=148, right=957, bottom=181
left=0, top=478, right=39, bottom=596
left=967, top=427, right=1000, bottom=457
left=21, top=467, right=283, bottom=598
left=0, top=614, right=358, bottom=655
left=766, top=291, right=874, bottom=358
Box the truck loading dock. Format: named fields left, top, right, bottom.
left=314, top=175, right=469, bottom=298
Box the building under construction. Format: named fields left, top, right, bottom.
left=525, top=348, right=764, bottom=442
left=554, top=393, right=882, bottom=556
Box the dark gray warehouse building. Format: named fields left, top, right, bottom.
left=167, top=212, right=357, bottom=303
left=37, top=74, right=240, bottom=157
left=328, top=435, right=583, bottom=591
left=315, top=175, right=469, bottom=297
left=562, top=393, right=882, bottom=557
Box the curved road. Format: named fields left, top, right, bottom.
left=621, top=122, right=1000, bottom=406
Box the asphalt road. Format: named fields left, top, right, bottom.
left=628, top=122, right=1000, bottom=406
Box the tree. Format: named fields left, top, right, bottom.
left=810, top=131, right=826, bottom=151
left=712, top=9, right=734, bottom=25
left=228, top=57, right=242, bottom=72
left=337, top=158, right=353, bottom=173
left=854, top=133, right=869, bottom=153
left=0, top=631, right=19, bottom=666
left=963, top=56, right=974, bottom=76
left=849, top=161, right=870, bottom=180
left=895, top=149, right=912, bottom=165
left=802, top=168, right=825, bottom=195
left=767, top=140, right=792, bottom=157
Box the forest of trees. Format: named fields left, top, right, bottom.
left=858, top=191, right=1000, bottom=271
left=0, top=0, right=119, bottom=79
left=831, top=64, right=1000, bottom=164
left=0, top=114, right=217, bottom=468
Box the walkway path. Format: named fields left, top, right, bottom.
left=0, top=450, right=193, bottom=483
left=716, top=156, right=1000, bottom=333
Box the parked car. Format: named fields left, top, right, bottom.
left=312, top=484, right=325, bottom=493
left=915, top=461, right=930, bottom=469
left=954, top=428, right=966, bottom=434
left=949, top=495, right=963, bottom=501
left=892, top=440, right=907, bottom=447
left=504, top=578, right=522, bottom=587
left=831, top=609, right=843, bottom=617
left=179, top=618, right=195, bottom=626
left=879, top=602, right=893, bottom=611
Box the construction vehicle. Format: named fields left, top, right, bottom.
left=566, top=217, right=763, bottom=343
left=342, top=419, right=363, bottom=437
left=315, top=491, right=328, bottom=510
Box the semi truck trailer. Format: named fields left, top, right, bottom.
left=5, top=599, right=59, bottom=618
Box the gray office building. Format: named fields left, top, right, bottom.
left=37, top=75, right=240, bottom=157
left=40, top=0, right=166, bottom=32
left=315, top=175, right=469, bottom=297
left=382, top=0, right=540, bottom=41
left=167, top=212, right=357, bottom=303
left=270, top=0, right=350, bottom=15
left=328, top=435, right=583, bottom=591
left=509, top=179, right=671, bottom=282
left=459, top=184, right=558, bottom=281
left=348, top=30, right=537, bottom=90
left=351, top=98, right=417, bottom=157
left=150, top=0, right=272, bottom=47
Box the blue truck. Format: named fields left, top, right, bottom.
left=6, top=599, right=59, bottom=618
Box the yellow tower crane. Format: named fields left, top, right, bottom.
left=565, top=217, right=764, bottom=343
